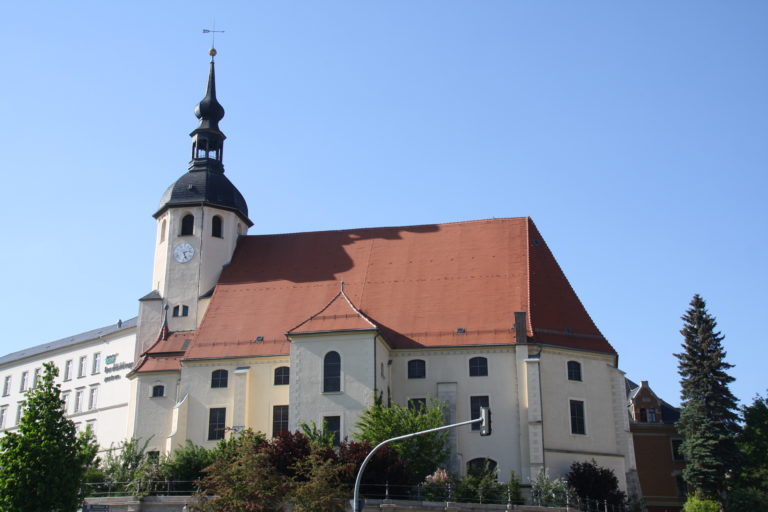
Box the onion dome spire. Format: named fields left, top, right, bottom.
left=189, top=48, right=226, bottom=173
left=154, top=49, right=252, bottom=227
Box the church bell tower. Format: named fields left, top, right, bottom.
left=136, top=49, right=253, bottom=357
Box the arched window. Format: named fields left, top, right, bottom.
left=151, top=385, right=165, bottom=398
left=211, top=369, right=228, bottom=388
left=160, top=219, right=167, bottom=243
left=274, top=366, right=290, bottom=385
left=407, top=359, right=426, bottom=379
left=212, top=215, right=223, bottom=238
left=181, top=214, right=194, bottom=236
left=469, top=357, right=488, bottom=377
left=567, top=361, right=582, bottom=381
left=466, top=458, right=498, bottom=477
left=323, top=352, right=341, bottom=393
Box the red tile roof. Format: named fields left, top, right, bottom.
left=136, top=217, right=614, bottom=372
left=288, top=285, right=377, bottom=334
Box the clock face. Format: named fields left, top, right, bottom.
left=173, top=242, right=195, bottom=263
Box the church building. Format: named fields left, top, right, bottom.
left=128, top=49, right=638, bottom=491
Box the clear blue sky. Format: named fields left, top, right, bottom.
left=2, top=1, right=766, bottom=408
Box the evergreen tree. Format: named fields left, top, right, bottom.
left=675, top=294, right=739, bottom=500
left=734, top=393, right=768, bottom=491
left=0, top=362, right=98, bottom=512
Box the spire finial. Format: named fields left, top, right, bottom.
left=203, top=25, right=224, bottom=61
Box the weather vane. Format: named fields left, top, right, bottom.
left=202, top=23, right=224, bottom=53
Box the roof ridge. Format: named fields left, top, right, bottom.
left=249, top=217, right=529, bottom=239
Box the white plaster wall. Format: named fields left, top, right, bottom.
left=389, top=347, right=522, bottom=481
left=152, top=206, right=246, bottom=333
left=288, top=331, right=379, bottom=439
left=537, top=347, right=628, bottom=490
left=0, top=326, right=137, bottom=452
left=131, top=372, right=181, bottom=453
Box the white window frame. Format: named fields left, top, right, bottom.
left=88, top=386, right=99, bottom=410
left=2, top=376, right=10, bottom=396
left=62, top=391, right=70, bottom=413
left=0, top=406, right=7, bottom=429
left=78, top=356, right=87, bottom=378
left=74, top=389, right=84, bottom=413
left=33, top=367, right=41, bottom=387
left=20, top=371, right=28, bottom=392
left=92, top=353, right=101, bottom=375
left=64, top=360, right=73, bottom=381
left=15, top=402, right=23, bottom=426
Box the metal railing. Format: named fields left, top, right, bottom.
left=83, top=480, right=199, bottom=497
left=83, top=480, right=631, bottom=511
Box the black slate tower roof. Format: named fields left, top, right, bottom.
left=155, top=49, right=252, bottom=225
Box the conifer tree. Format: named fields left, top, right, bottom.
left=0, top=362, right=97, bottom=512
left=675, top=294, right=739, bottom=500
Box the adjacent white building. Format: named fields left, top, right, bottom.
left=0, top=318, right=137, bottom=451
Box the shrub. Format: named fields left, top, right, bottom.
left=725, top=487, right=768, bottom=512
left=683, top=495, right=721, bottom=512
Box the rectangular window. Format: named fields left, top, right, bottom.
left=323, top=415, right=341, bottom=446
left=408, top=398, right=427, bottom=412
left=672, top=439, right=685, bottom=461
left=15, top=402, right=23, bottom=426
left=639, top=408, right=648, bottom=422
left=33, top=368, right=41, bottom=387
left=86, top=419, right=96, bottom=434
left=470, top=396, right=490, bottom=431
left=647, top=408, right=657, bottom=423
left=62, top=392, right=70, bottom=413
left=272, top=405, right=289, bottom=437
left=74, top=389, right=84, bottom=413
left=88, top=386, right=99, bottom=410
left=64, top=360, right=73, bottom=381
left=570, top=400, right=586, bottom=435
left=92, top=353, right=101, bottom=375
left=2, top=376, right=10, bottom=396
left=208, top=408, right=226, bottom=440
left=19, top=371, right=28, bottom=392
left=0, top=406, right=7, bottom=429
left=78, top=356, right=87, bottom=378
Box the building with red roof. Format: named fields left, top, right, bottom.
left=129, top=51, right=639, bottom=493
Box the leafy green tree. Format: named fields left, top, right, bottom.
left=0, top=362, right=98, bottom=512
left=454, top=460, right=506, bottom=503
left=291, top=451, right=348, bottom=512
left=683, top=495, right=720, bottom=512
left=565, top=459, right=626, bottom=508
left=299, top=420, right=336, bottom=449
left=725, top=487, right=768, bottom=512
left=354, top=395, right=448, bottom=482
left=734, top=393, right=768, bottom=490
left=194, top=430, right=290, bottom=512
left=675, top=294, right=739, bottom=500
left=530, top=468, right=573, bottom=507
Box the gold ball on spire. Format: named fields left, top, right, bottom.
left=209, top=48, right=217, bottom=57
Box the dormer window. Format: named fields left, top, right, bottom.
left=212, top=215, right=223, bottom=238
left=181, top=214, right=194, bottom=236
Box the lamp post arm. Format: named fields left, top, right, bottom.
left=352, top=416, right=481, bottom=512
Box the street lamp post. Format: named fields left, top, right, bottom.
left=352, top=407, right=491, bottom=512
